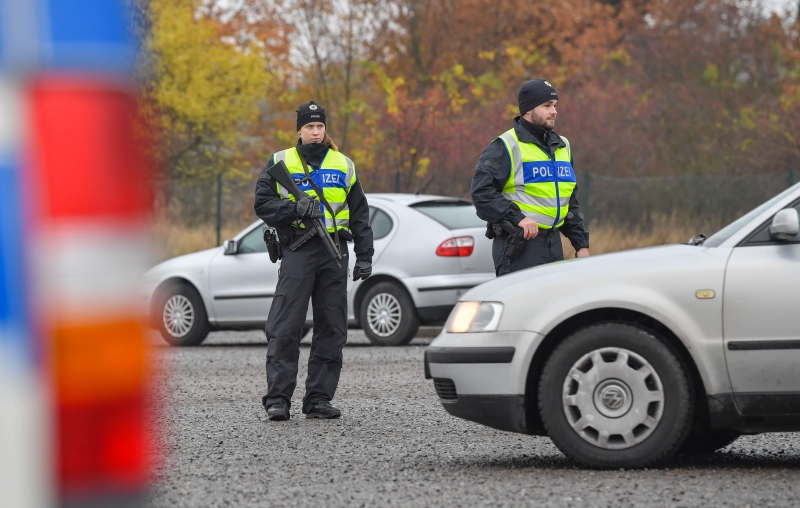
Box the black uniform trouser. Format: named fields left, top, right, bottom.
left=263, top=233, right=348, bottom=413
left=492, top=227, right=564, bottom=276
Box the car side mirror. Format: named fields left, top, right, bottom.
left=768, top=208, right=799, bottom=241
left=223, top=239, right=238, bottom=255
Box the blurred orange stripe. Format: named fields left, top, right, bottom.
left=53, top=319, right=148, bottom=405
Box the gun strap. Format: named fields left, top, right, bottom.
left=298, top=153, right=341, bottom=250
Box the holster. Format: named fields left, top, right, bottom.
left=263, top=226, right=283, bottom=263
left=486, top=221, right=511, bottom=240
left=276, top=226, right=293, bottom=246
left=502, top=223, right=526, bottom=261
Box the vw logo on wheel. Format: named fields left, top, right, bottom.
left=601, top=386, right=625, bottom=410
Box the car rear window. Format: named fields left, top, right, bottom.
left=409, top=200, right=484, bottom=229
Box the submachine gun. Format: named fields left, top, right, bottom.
left=266, top=160, right=343, bottom=267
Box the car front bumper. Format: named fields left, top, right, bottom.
left=424, top=330, right=542, bottom=434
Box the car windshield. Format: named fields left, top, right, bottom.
left=409, top=200, right=485, bottom=230
left=704, top=183, right=800, bottom=247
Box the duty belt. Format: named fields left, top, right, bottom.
left=490, top=222, right=559, bottom=237
left=291, top=227, right=353, bottom=241
left=537, top=226, right=560, bottom=236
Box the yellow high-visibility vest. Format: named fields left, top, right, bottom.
left=272, top=147, right=356, bottom=232
left=496, top=128, right=576, bottom=229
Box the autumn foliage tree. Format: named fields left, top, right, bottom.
left=141, top=0, right=280, bottom=183
left=141, top=0, right=800, bottom=223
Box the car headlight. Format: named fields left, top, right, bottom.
left=447, top=302, right=504, bottom=333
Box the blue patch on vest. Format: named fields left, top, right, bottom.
left=292, top=169, right=348, bottom=190
left=522, top=161, right=576, bottom=184
left=292, top=174, right=313, bottom=191
left=314, top=169, right=348, bottom=189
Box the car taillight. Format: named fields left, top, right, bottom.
left=436, top=236, right=475, bottom=257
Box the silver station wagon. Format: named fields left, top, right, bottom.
left=143, top=194, right=494, bottom=346
left=425, top=183, right=800, bottom=469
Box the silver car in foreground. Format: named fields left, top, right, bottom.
left=425, top=183, right=800, bottom=469
left=143, top=194, right=494, bottom=346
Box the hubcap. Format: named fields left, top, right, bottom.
left=366, top=292, right=402, bottom=337
left=562, top=347, right=664, bottom=450
left=163, top=295, right=195, bottom=338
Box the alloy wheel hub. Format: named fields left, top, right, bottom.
left=367, top=293, right=402, bottom=337
left=163, top=295, right=195, bottom=338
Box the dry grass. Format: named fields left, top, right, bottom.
left=153, top=215, right=720, bottom=262
left=153, top=218, right=245, bottom=261
left=561, top=216, right=719, bottom=259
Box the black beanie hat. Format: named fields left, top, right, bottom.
left=518, top=79, right=558, bottom=115
left=296, top=101, right=326, bottom=131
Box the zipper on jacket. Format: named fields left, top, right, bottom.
left=551, top=151, right=560, bottom=228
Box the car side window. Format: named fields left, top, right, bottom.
left=238, top=227, right=268, bottom=254
left=744, top=201, right=800, bottom=246
left=369, top=206, right=393, bottom=240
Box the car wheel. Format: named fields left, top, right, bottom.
left=538, top=323, right=694, bottom=469
left=154, top=283, right=210, bottom=347
left=360, top=282, right=419, bottom=346
left=677, top=431, right=740, bottom=455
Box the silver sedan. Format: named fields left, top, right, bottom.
left=425, top=182, right=800, bottom=468
left=143, top=194, right=494, bottom=346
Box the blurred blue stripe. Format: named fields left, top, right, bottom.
left=0, top=158, right=32, bottom=366
left=1, top=0, right=138, bottom=73
left=0, top=5, right=4, bottom=66
left=45, top=0, right=138, bottom=72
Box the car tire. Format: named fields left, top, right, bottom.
left=538, top=323, right=694, bottom=469
left=677, top=431, right=740, bottom=455
left=360, top=282, right=419, bottom=346
left=154, top=283, right=210, bottom=347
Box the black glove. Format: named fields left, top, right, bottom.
left=295, top=196, right=323, bottom=219
left=353, top=260, right=372, bottom=281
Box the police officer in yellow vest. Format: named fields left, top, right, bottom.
left=471, top=79, right=589, bottom=276
left=254, top=101, right=373, bottom=421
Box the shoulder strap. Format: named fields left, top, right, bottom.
left=298, top=153, right=341, bottom=249
left=560, top=136, right=571, bottom=160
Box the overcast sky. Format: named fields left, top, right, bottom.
left=763, top=0, right=798, bottom=16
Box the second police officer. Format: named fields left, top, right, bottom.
left=471, top=79, right=590, bottom=276
left=254, top=101, right=374, bottom=421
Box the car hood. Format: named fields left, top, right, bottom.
left=461, top=244, right=707, bottom=302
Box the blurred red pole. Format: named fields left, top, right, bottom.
left=28, top=77, right=157, bottom=505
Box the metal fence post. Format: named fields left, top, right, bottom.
left=790, top=168, right=795, bottom=187
left=583, top=170, right=590, bottom=225
left=216, top=172, right=222, bottom=246
left=395, top=171, right=400, bottom=193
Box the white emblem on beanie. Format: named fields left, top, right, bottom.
left=544, top=80, right=552, bottom=87
left=309, top=104, right=318, bottom=110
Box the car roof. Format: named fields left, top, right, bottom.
left=366, top=193, right=471, bottom=206
left=238, top=193, right=473, bottom=239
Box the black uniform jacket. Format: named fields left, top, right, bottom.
left=254, top=141, right=375, bottom=263
left=470, top=117, right=590, bottom=252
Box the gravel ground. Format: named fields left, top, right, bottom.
left=149, top=330, right=800, bottom=507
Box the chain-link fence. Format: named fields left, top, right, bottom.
left=157, top=175, right=259, bottom=234
left=158, top=168, right=798, bottom=247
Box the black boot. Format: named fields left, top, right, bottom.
left=266, top=401, right=290, bottom=421
left=305, top=401, right=341, bottom=419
